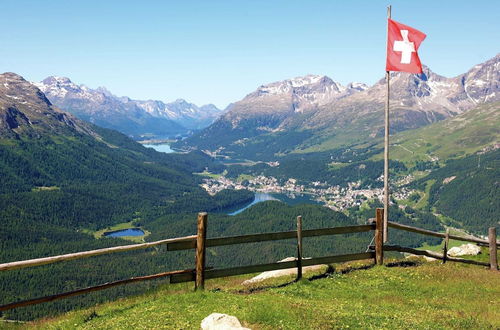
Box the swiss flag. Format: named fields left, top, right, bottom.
left=386, top=19, right=426, bottom=74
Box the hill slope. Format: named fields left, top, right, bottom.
left=384, top=101, right=500, bottom=165
left=25, top=261, right=500, bottom=329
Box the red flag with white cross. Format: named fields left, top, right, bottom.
left=386, top=19, right=426, bottom=74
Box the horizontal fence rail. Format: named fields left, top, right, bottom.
left=171, top=252, right=375, bottom=283
left=0, top=269, right=193, bottom=312
left=0, top=235, right=197, bottom=272
left=382, top=245, right=490, bottom=267
left=387, top=221, right=499, bottom=246
left=168, top=224, right=375, bottom=251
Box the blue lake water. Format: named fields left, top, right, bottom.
left=104, top=228, right=145, bottom=237
left=144, top=144, right=175, bottom=153
left=227, top=192, right=320, bottom=215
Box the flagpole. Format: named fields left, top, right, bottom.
left=383, top=5, right=391, bottom=243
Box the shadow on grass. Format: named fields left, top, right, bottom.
left=236, top=279, right=297, bottom=294
left=235, top=259, right=425, bottom=294
left=385, top=260, right=423, bottom=268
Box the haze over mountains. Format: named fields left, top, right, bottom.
left=179, top=54, right=499, bottom=157
left=34, top=76, right=223, bottom=138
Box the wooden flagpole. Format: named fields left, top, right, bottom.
left=384, top=5, right=391, bottom=243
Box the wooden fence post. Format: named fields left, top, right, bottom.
left=195, top=212, right=208, bottom=290
left=489, top=227, right=498, bottom=271
left=443, top=229, right=449, bottom=264
left=375, top=208, right=384, bottom=265
left=296, top=215, right=303, bottom=280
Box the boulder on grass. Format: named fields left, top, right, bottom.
left=447, top=243, right=481, bottom=257
left=201, top=313, right=250, bottom=330
left=242, top=257, right=326, bottom=285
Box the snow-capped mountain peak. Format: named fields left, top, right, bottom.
left=34, top=76, right=223, bottom=134
left=347, top=82, right=369, bottom=91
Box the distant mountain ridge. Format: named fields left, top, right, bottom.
left=179, top=54, right=500, bottom=157
left=134, top=98, right=222, bottom=129
left=34, top=76, right=223, bottom=138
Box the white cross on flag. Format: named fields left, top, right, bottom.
left=386, top=19, right=426, bottom=74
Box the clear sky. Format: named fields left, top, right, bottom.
left=1, top=0, right=498, bottom=109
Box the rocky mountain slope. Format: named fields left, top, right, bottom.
left=0, top=73, right=95, bottom=139
left=34, top=76, right=222, bottom=138
left=179, top=54, right=499, bottom=157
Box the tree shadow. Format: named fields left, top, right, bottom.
left=385, top=260, right=423, bottom=268
left=236, top=279, right=296, bottom=294
left=233, top=259, right=424, bottom=294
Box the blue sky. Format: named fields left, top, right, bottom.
left=1, top=1, right=498, bottom=108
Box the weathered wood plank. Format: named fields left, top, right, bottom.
left=297, top=216, right=303, bottom=280
left=443, top=229, right=450, bottom=264
left=375, top=208, right=384, bottom=265
left=0, top=269, right=193, bottom=311
left=195, top=213, right=207, bottom=290
left=0, top=235, right=197, bottom=272
left=387, top=222, right=445, bottom=239
left=170, top=252, right=375, bottom=283
left=489, top=227, right=498, bottom=271
left=167, top=225, right=375, bottom=251
left=388, top=221, right=499, bottom=246
left=383, top=245, right=489, bottom=267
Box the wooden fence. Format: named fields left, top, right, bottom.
left=0, top=209, right=497, bottom=312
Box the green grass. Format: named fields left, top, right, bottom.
left=194, top=171, right=222, bottom=179
left=236, top=174, right=254, bottom=182
left=20, top=260, right=500, bottom=329
left=31, top=186, right=60, bottom=192
left=398, top=179, right=434, bottom=210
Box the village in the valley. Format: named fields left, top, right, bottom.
left=200, top=172, right=416, bottom=211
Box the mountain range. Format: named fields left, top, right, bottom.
left=178, top=54, right=499, bottom=158
left=34, top=76, right=223, bottom=138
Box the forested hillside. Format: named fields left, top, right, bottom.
left=0, top=73, right=254, bottom=320
left=414, top=149, right=499, bottom=233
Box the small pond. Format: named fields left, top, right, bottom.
left=104, top=228, right=145, bottom=237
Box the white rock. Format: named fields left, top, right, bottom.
left=422, top=254, right=439, bottom=262
left=242, top=257, right=326, bottom=285
left=201, top=313, right=250, bottom=330
left=447, top=243, right=482, bottom=257
left=405, top=252, right=439, bottom=262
